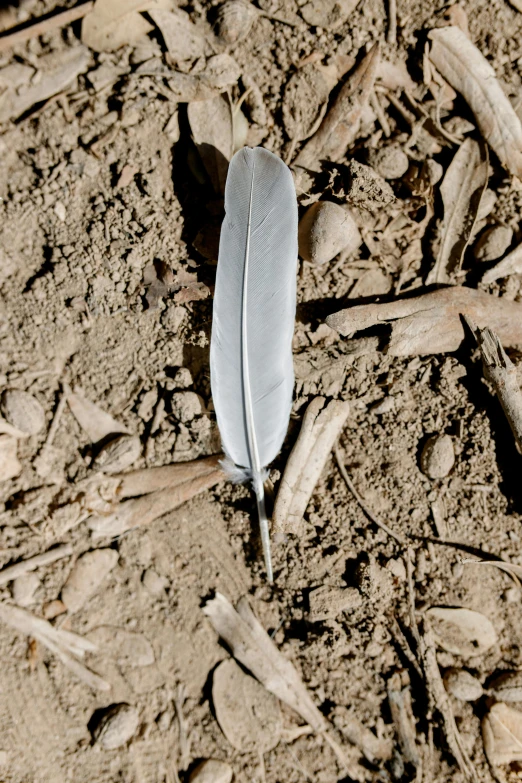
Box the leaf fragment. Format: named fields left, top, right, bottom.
left=294, top=42, right=380, bottom=171
left=0, top=602, right=110, bottom=691
left=428, top=26, right=522, bottom=178
left=203, top=593, right=327, bottom=732
left=82, top=0, right=174, bottom=52
left=482, top=702, right=522, bottom=768
left=426, top=606, right=498, bottom=657
left=148, top=8, right=206, bottom=63
left=212, top=659, right=282, bottom=752
left=426, top=138, right=488, bottom=284
left=88, top=462, right=224, bottom=537
left=0, top=48, right=91, bottom=123
left=66, top=386, right=129, bottom=444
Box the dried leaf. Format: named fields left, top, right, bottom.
left=282, top=64, right=334, bottom=142
left=149, top=8, right=206, bottom=62
left=115, top=454, right=223, bottom=497
left=482, top=239, right=522, bottom=284
left=66, top=386, right=129, bottom=444
left=427, top=606, right=498, bottom=657
left=212, top=659, right=282, bottom=752
left=463, top=559, right=522, bottom=584
left=294, top=43, right=380, bottom=171
left=0, top=602, right=110, bottom=691
left=203, top=593, right=327, bottom=732
left=0, top=48, right=90, bottom=123
left=82, top=0, right=173, bottom=52
left=188, top=95, right=233, bottom=194
left=88, top=464, right=224, bottom=537
left=61, top=549, right=119, bottom=613
left=273, top=397, right=350, bottom=534
left=326, top=286, right=522, bottom=356
left=428, top=26, right=522, bottom=178
left=482, top=703, right=522, bottom=767
left=426, top=138, right=488, bottom=284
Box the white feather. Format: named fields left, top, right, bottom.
left=210, top=146, right=298, bottom=580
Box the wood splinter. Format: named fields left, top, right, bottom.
left=465, top=319, right=522, bottom=454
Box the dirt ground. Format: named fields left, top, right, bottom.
left=1, top=0, right=522, bottom=781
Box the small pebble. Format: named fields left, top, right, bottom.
left=43, top=599, right=67, bottom=619
left=171, top=391, right=204, bottom=423
left=92, top=704, right=140, bottom=749
left=473, top=225, right=513, bottom=262
left=371, top=145, right=409, bottom=180
left=298, top=201, right=361, bottom=265
left=420, top=434, right=455, bottom=479
left=1, top=389, right=46, bottom=436
left=426, top=159, right=443, bottom=185
left=161, top=303, right=186, bottom=332
left=370, top=396, right=395, bottom=415
left=12, top=573, right=40, bottom=607
left=142, top=568, right=168, bottom=597
left=443, top=668, right=483, bottom=701
left=92, top=434, right=141, bottom=474
left=173, top=367, right=193, bottom=388
left=189, top=759, right=233, bottom=783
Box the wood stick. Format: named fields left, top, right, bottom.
left=386, top=0, right=397, bottom=45
left=334, top=445, right=408, bottom=545
left=115, top=454, right=224, bottom=498
left=0, top=601, right=110, bottom=691
left=0, top=544, right=73, bottom=586
left=0, top=2, right=93, bottom=53
left=326, top=286, right=522, bottom=356
left=89, top=468, right=225, bottom=537
left=466, top=320, right=522, bottom=453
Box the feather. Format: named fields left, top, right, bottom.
left=210, top=146, right=298, bottom=581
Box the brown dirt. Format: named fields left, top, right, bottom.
left=1, top=0, right=522, bottom=781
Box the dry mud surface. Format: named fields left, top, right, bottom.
left=1, top=0, right=522, bottom=781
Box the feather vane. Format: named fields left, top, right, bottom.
left=210, top=146, right=298, bottom=580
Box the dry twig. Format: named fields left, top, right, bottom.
left=0, top=602, right=109, bottom=691
left=0, top=544, right=73, bottom=587
left=334, top=445, right=408, bottom=545
left=466, top=320, right=522, bottom=453
left=387, top=0, right=397, bottom=45
left=0, top=1, right=93, bottom=53
left=419, top=620, right=479, bottom=782
left=326, top=287, right=522, bottom=356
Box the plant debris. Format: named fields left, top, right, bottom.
left=326, top=287, right=522, bottom=355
